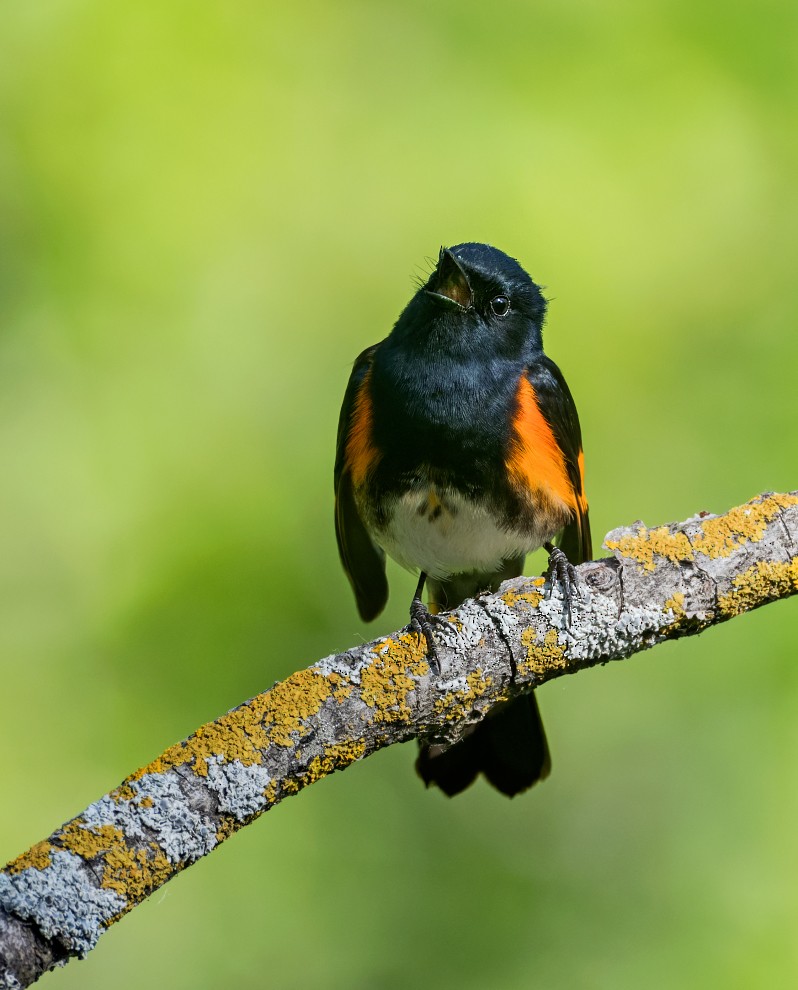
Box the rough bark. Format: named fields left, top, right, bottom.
left=2, top=491, right=797, bottom=988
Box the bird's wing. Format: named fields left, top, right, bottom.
left=334, top=345, right=389, bottom=621
left=522, top=357, right=592, bottom=563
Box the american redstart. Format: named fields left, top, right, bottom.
left=334, top=243, right=591, bottom=796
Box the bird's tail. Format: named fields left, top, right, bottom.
left=417, top=561, right=550, bottom=797
left=416, top=692, right=550, bottom=797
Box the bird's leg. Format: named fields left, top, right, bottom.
left=409, top=571, right=440, bottom=674
left=544, top=541, right=579, bottom=626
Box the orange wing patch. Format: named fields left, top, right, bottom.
left=576, top=450, right=588, bottom=515
left=507, top=377, right=579, bottom=513
left=344, top=368, right=381, bottom=486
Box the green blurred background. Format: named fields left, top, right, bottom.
left=1, top=1, right=797, bottom=986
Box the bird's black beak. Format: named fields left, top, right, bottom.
left=425, top=249, right=473, bottom=310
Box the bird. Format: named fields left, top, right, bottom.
left=334, top=242, right=591, bottom=797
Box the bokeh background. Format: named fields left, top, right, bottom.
left=2, top=1, right=798, bottom=987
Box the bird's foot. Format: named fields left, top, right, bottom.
left=409, top=595, right=442, bottom=675
left=544, top=542, right=580, bottom=627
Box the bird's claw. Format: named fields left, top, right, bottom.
left=409, top=596, right=441, bottom=674
left=544, top=543, right=581, bottom=627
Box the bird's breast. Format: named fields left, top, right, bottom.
left=368, top=481, right=564, bottom=580
left=368, top=356, right=517, bottom=482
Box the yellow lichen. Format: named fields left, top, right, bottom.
left=59, top=820, right=123, bottom=861
left=664, top=592, right=686, bottom=624
left=502, top=588, right=543, bottom=609
left=215, top=815, right=239, bottom=844
left=5, top=840, right=54, bottom=874
left=359, top=633, right=429, bottom=724
left=605, top=526, right=693, bottom=572
left=305, top=739, right=367, bottom=783
left=718, top=558, right=798, bottom=617
left=433, top=669, right=494, bottom=722
left=50, top=818, right=175, bottom=909
left=326, top=671, right=353, bottom=703
left=520, top=628, right=567, bottom=678
left=607, top=494, right=798, bottom=573
left=691, top=493, right=798, bottom=558
left=262, top=780, right=280, bottom=806
left=101, top=842, right=174, bottom=904
left=259, top=669, right=334, bottom=747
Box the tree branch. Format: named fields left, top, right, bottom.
left=2, top=491, right=797, bottom=988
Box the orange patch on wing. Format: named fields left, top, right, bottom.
left=345, top=369, right=381, bottom=485
left=508, top=377, right=577, bottom=511
left=577, top=450, right=588, bottom=514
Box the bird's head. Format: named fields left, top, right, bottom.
left=390, top=243, right=547, bottom=361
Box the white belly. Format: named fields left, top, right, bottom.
left=374, top=486, right=555, bottom=580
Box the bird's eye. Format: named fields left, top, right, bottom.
left=490, top=295, right=510, bottom=317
